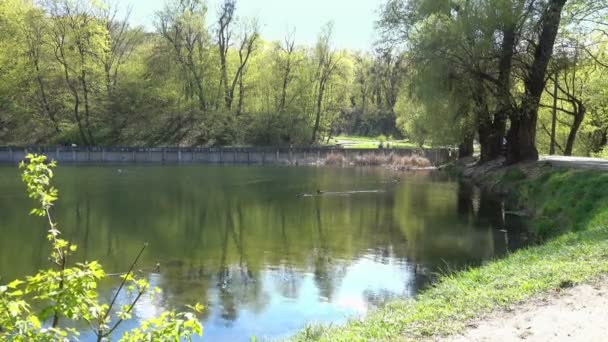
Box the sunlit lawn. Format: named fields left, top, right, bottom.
left=326, top=135, right=421, bottom=149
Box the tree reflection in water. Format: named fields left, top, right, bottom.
left=0, top=165, right=530, bottom=340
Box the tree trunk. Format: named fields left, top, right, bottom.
left=237, top=73, right=244, bottom=115
left=311, top=80, right=326, bottom=144
left=279, top=68, right=290, bottom=112
left=549, top=74, right=558, bottom=155
left=33, top=58, right=59, bottom=132
left=220, top=51, right=230, bottom=110
left=59, top=58, right=88, bottom=145
left=474, top=87, right=502, bottom=163
left=79, top=56, right=95, bottom=145
left=458, top=132, right=474, bottom=159
left=476, top=24, right=514, bottom=164
left=478, top=123, right=503, bottom=162
left=490, top=27, right=515, bottom=161
left=564, top=106, right=585, bottom=156
left=506, top=0, right=567, bottom=164
left=506, top=110, right=539, bottom=163
left=81, top=70, right=94, bottom=145
left=187, top=53, right=207, bottom=111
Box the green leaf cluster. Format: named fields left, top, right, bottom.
left=1, top=154, right=204, bottom=341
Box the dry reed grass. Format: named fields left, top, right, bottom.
left=322, top=152, right=432, bottom=169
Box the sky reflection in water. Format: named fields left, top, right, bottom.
left=0, top=165, right=529, bottom=341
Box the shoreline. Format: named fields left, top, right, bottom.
left=292, top=158, right=608, bottom=341
left=0, top=146, right=456, bottom=167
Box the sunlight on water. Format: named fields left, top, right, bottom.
left=0, top=165, right=529, bottom=341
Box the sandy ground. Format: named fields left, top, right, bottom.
left=443, top=278, right=608, bottom=342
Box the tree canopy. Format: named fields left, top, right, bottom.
left=381, top=0, right=608, bottom=162
left=0, top=0, right=402, bottom=147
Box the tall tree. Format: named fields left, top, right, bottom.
left=157, top=0, right=210, bottom=111
left=46, top=0, right=108, bottom=145
left=217, top=0, right=236, bottom=110
left=505, top=0, right=568, bottom=163
left=311, top=22, right=341, bottom=144
left=230, top=20, right=259, bottom=113
left=274, top=30, right=299, bottom=113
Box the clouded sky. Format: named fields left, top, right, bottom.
left=123, top=0, right=382, bottom=51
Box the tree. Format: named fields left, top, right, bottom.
left=505, top=0, right=568, bottom=164
left=231, top=20, right=260, bottom=114
left=21, top=6, right=61, bottom=132
left=311, top=22, right=341, bottom=144
left=45, top=0, right=110, bottom=145
left=98, top=3, right=142, bottom=99
left=216, top=0, right=236, bottom=110
left=379, top=0, right=576, bottom=163
left=157, top=0, right=210, bottom=111
left=274, top=30, right=300, bottom=113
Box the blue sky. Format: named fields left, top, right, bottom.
left=124, top=0, right=383, bottom=51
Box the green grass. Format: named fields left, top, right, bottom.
left=292, top=168, right=608, bottom=341
left=328, top=135, right=421, bottom=149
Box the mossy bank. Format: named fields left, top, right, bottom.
left=293, top=160, right=608, bottom=341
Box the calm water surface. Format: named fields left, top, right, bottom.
left=0, top=165, right=529, bottom=341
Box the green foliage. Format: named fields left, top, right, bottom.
left=0, top=155, right=203, bottom=341
left=0, top=0, right=398, bottom=147
left=119, top=310, right=203, bottom=342
left=382, top=0, right=608, bottom=158
left=501, top=168, right=527, bottom=183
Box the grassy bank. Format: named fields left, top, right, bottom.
left=294, top=165, right=608, bottom=341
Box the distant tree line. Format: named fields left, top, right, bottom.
left=0, top=0, right=403, bottom=147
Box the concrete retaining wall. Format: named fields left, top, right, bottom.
left=0, top=146, right=458, bottom=167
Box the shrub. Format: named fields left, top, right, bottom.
left=502, top=168, right=527, bottom=182
left=0, top=155, right=203, bottom=341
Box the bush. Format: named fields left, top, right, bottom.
left=502, top=168, right=527, bottom=182
left=0, top=155, right=203, bottom=341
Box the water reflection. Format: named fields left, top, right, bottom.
left=0, top=166, right=529, bottom=341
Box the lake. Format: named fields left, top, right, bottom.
left=0, top=165, right=529, bottom=341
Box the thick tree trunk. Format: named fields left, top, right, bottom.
left=474, top=87, right=503, bottom=163
left=506, top=0, right=567, bottom=164
left=506, top=109, right=539, bottom=163
left=478, top=117, right=504, bottom=163
left=458, top=132, right=474, bottom=159
left=490, top=27, right=515, bottom=161
left=476, top=26, right=514, bottom=164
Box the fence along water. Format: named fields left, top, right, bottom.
left=0, top=146, right=457, bottom=167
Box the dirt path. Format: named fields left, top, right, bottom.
left=541, top=156, right=608, bottom=170
left=444, top=278, right=608, bottom=342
